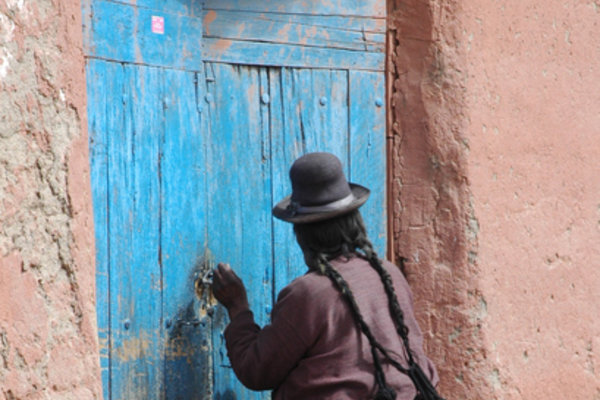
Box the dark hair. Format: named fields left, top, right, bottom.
left=293, top=210, right=444, bottom=400
left=293, top=209, right=371, bottom=269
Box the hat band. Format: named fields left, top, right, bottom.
left=293, top=193, right=356, bottom=214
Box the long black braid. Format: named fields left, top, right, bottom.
left=294, top=210, right=445, bottom=400
left=317, top=254, right=398, bottom=400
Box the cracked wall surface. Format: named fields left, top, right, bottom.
left=388, top=0, right=600, bottom=399
left=0, top=0, right=102, bottom=398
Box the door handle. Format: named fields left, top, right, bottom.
left=194, top=269, right=216, bottom=318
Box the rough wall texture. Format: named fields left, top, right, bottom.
left=387, top=0, right=493, bottom=398
left=0, top=0, right=102, bottom=398
left=388, top=0, right=600, bottom=399
left=464, top=0, right=600, bottom=398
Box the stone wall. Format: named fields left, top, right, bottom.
left=0, top=0, right=102, bottom=398
left=388, top=0, right=600, bottom=398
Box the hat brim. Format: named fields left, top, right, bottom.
left=272, top=183, right=370, bottom=224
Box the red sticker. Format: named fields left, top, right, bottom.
left=151, top=16, right=164, bottom=34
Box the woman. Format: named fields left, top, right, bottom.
left=211, top=152, right=443, bottom=400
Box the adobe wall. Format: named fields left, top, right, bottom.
left=0, top=0, right=102, bottom=398
left=388, top=0, right=600, bottom=399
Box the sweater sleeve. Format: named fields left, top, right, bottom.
left=223, top=279, right=321, bottom=391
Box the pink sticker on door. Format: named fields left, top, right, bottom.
left=151, top=16, right=165, bottom=34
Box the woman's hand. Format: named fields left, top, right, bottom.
left=212, top=262, right=249, bottom=320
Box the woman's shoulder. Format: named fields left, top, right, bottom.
left=331, top=254, right=404, bottom=276
left=335, top=255, right=413, bottom=295
left=281, top=269, right=335, bottom=298
left=272, top=269, right=340, bottom=322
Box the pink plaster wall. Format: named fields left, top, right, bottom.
left=465, top=0, right=600, bottom=398
left=0, top=0, right=102, bottom=398
left=389, top=0, right=600, bottom=398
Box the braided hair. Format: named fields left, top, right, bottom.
left=293, top=210, right=445, bottom=400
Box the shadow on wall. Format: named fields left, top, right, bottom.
left=387, top=0, right=493, bottom=398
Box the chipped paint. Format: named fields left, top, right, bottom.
left=276, top=22, right=291, bottom=42
left=201, top=5, right=385, bottom=70
left=204, top=10, right=217, bottom=35
left=115, top=334, right=153, bottom=362
left=211, top=38, right=233, bottom=52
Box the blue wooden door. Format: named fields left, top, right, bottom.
left=84, top=0, right=386, bottom=398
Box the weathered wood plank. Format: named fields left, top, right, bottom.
left=271, top=67, right=351, bottom=294
left=86, top=0, right=203, bottom=69
left=268, top=67, right=306, bottom=301
left=103, top=61, right=134, bottom=400
left=203, top=9, right=385, bottom=33
left=161, top=68, right=211, bottom=398
left=203, top=38, right=384, bottom=71
left=128, top=64, right=164, bottom=399
left=349, top=70, right=387, bottom=255
left=204, top=0, right=385, bottom=18
left=108, top=64, right=163, bottom=400
left=86, top=58, right=113, bottom=400
left=203, top=10, right=384, bottom=52
left=101, top=0, right=203, bottom=17
left=204, top=62, right=272, bottom=399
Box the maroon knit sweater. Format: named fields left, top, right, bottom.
left=224, top=255, right=439, bottom=399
